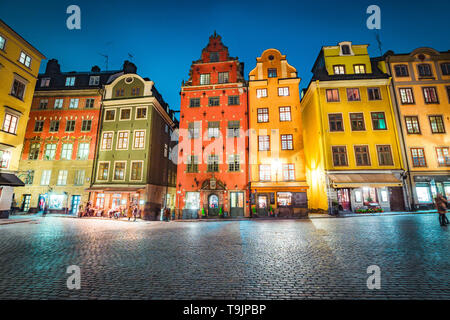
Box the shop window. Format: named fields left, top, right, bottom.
left=48, top=194, right=65, bottom=209
left=185, top=192, right=200, bottom=210
left=277, top=192, right=292, bottom=207
left=96, top=194, right=105, bottom=208
left=354, top=190, right=362, bottom=202
left=416, top=186, right=431, bottom=203
left=380, top=190, right=388, bottom=202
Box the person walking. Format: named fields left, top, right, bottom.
left=127, top=205, right=133, bottom=221
left=435, top=193, right=449, bottom=226
left=132, top=206, right=138, bottom=222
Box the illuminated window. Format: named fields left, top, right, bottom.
left=69, top=98, right=79, bottom=109
left=281, top=134, right=293, bottom=150
left=278, top=87, right=289, bottom=96
left=257, top=108, right=269, bottom=123
left=89, top=76, right=99, bottom=86
left=74, top=170, right=85, bottom=185
left=377, top=145, right=393, bottom=165
left=228, top=95, right=239, bottom=105
left=0, top=150, right=11, bottom=168
left=133, top=130, right=145, bottom=149
left=279, top=107, right=291, bottom=122
left=326, top=89, right=339, bottom=102
left=60, top=144, right=73, bottom=160
left=101, top=132, right=113, bottom=150
left=114, top=162, right=126, bottom=180
left=65, top=76, right=75, bottom=86
left=405, top=116, right=420, bottom=134
left=200, top=74, right=210, bottom=85
left=259, top=165, right=271, bottom=181
left=77, top=143, right=90, bottom=160
left=256, top=88, right=267, bottom=98
left=40, top=170, right=51, bottom=185
left=0, top=35, right=5, bottom=50
left=54, top=99, right=63, bottom=109
left=227, top=121, right=240, bottom=138
left=416, top=186, right=431, bottom=203
left=277, top=192, right=292, bottom=206
left=44, top=144, right=57, bottom=160
left=282, top=164, right=295, bottom=181
left=371, top=112, right=387, bottom=130
left=347, top=88, right=360, bottom=101
left=333, top=65, right=345, bottom=75
left=399, top=88, right=414, bottom=104
left=354, top=64, right=366, bottom=74
left=411, top=148, right=426, bottom=167
left=130, top=161, right=143, bottom=180
left=28, top=143, right=40, bottom=160
left=422, top=87, right=439, bottom=104
left=436, top=147, right=450, bottom=166
left=207, top=122, right=220, bottom=138
left=2, top=113, right=18, bottom=134
left=188, top=122, right=200, bottom=139
left=429, top=115, right=445, bottom=133
left=258, top=135, right=270, bottom=151
left=19, top=51, right=32, bottom=67
left=98, top=163, right=109, bottom=180
left=116, top=131, right=129, bottom=150
left=57, top=170, right=68, bottom=185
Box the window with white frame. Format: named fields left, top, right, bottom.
left=65, top=76, right=75, bottom=86
left=89, top=76, right=100, bottom=86
left=39, top=99, right=48, bottom=109
left=54, top=99, right=63, bottom=109
left=44, top=144, right=57, bottom=160
left=130, top=161, right=143, bottom=180
left=57, top=170, right=68, bottom=185
left=279, top=107, right=291, bottom=122
left=258, top=135, right=270, bottom=151
left=200, top=74, right=210, bottom=85
left=259, top=164, right=271, bottom=181
left=116, top=131, right=129, bottom=150
left=278, top=87, right=289, bottom=96
left=228, top=154, right=240, bottom=172
left=40, top=170, right=51, bottom=185
left=101, top=132, right=113, bottom=150
left=133, top=130, right=145, bottom=149
left=256, top=88, right=268, bottom=98
left=74, top=170, right=85, bottom=185
left=81, top=120, right=92, bottom=132
left=19, top=51, right=32, bottom=67
left=69, top=98, right=79, bottom=109
left=60, top=144, right=73, bottom=160
left=114, top=162, right=126, bottom=180
left=282, top=164, right=295, bottom=181
left=281, top=134, right=293, bottom=150
left=97, top=162, right=109, bottom=180
left=0, top=35, right=5, bottom=50
left=77, top=143, right=90, bottom=160
left=2, top=113, right=18, bottom=134
left=0, top=150, right=11, bottom=168
left=136, top=107, right=147, bottom=119
left=208, top=122, right=220, bottom=138
left=10, top=79, right=26, bottom=100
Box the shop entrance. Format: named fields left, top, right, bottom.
left=208, top=194, right=220, bottom=216
left=337, top=189, right=351, bottom=211
left=230, top=192, right=244, bottom=217
left=38, top=194, right=47, bottom=211
left=257, top=195, right=269, bottom=216
left=389, top=187, right=405, bottom=211
left=71, top=195, right=81, bottom=215
left=21, top=194, right=31, bottom=212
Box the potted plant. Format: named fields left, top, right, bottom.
left=218, top=207, right=223, bottom=218
left=200, top=207, right=205, bottom=219
left=252, top=206, right=256, bottom=217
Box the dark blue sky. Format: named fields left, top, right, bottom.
left=1, top=0, right=449, bottom=114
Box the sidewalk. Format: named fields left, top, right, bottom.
left=0, top=214, right=37, bottom=225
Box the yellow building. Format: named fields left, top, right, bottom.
left=0, top=19, right=45, bottom=217
left=385, top=48, right=450, bottom=209
left=248, top=49, right=308, bottom=217
left=301, top=42, right=406, bottom=214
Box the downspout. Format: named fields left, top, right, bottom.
left=246, top=82, right=252, bottom=218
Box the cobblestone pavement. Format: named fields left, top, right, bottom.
left=0, top=214, right=449, bottom=300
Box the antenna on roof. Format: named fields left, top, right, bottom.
left=99, top=53, right=109, bottom=71
left=375, top=30, right=383, bottom=56
left=128, top=53, right=134, bottom=61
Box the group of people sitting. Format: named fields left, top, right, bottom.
left=78, top=201, right=141, bottom=221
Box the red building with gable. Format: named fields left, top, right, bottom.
left=177, top=32, right=249, bottom=218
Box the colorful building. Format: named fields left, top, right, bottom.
left=14, top=59, right=121, bottom=214
left=385, top=48, right=450, bottom=209
left=89, top=64, right=178, bottom=220
left=301, top=42, right=406, bottom=214
left=176, top=32, right=249, bottom=219
left=0, top=19, right=45, bottom=217
left=248, top=49, right=308, bottom=217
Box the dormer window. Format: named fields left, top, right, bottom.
left=210, top=52, right=219, bottom=62
left=341, top=45, right=351, bottom=55
left=417, top=64, right=432, bottom=77
left=354, top=64, right=366, bottom=74
left=394, top=64, right=409, bottom=77
left=268, top=68, right=277, bottom=78
left=333, top=65, right=345, bottom=75
left=89, top=76, right=100, bottom=86
left=40, top=78, right=50, bottom=87
left=65, top=76, right=75, bottom=86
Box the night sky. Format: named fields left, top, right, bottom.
left=1, top=0, right=449, bottom=116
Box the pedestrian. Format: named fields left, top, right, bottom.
left=164, top=207, right=170, bottom=222
left=127, top=205, right=133, bottom=221
left=132, top=206, right=138, bottom=222
left=435, top=193, right=449, bottom=226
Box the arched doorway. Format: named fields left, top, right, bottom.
left=208, top=194, right=220, bottom=216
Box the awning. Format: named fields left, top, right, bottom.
left=328, top=173, right=402, bottom=188
left=85, top=187, right=145, bottom=193
left=0, top=173, right=25, bottom=187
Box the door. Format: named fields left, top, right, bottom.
left=71, top=195, right=81, bottom=215
left=389, top=187, right=405, bottom=211
left=208, top=194, right=220, bottom=216
left=257, top=195, right=269, bottom=216
left=337, top=189, right=351, bottom=211
left=230, top=192, right=244, bottom=217
left=22, top=194, right=31, bottom=212
left=38, top=194, right=47, bottom=211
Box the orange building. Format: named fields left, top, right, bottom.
left=248, top=49, right=308, bottom=217
left=176, top=33, right=249, bottom=218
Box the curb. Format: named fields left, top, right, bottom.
left=0, top=219, right=35, bottom=225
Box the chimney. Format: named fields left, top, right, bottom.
left=122, top=60, right=137, bottom=74
left=91, top=65, right=101, bottom=72
left=45, top=59, right=61, bottom=74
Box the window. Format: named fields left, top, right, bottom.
left=228, top=96, right=239, bottom=105
left=228, top=154, right=240, bottom=172
left=116, top=131, right=129, bottom=150
left=257, top=108, right=269, bottom=123
left=227, top=121, right=240, bottom=138
left=0, top=35, right=5, bottom=50
left=115, top=88, right=124, bottom=97
left=44, top=144, right=56, bottom=160
left=367, top=87, right=382, bottom=101
left=207, top=122, right=220, bottom=138
left=131, top=87, right=141, bottom=96
left=278, top=87, right=289, bottom=96
left=326, top=89, right=340, bottom=102
left=69, top=98, right=79, bottom=109
left=130, top=161, right=143, bottom=180
left=190, top=98, right=200, bottom=107
left=188, top=122, right=200, bottom=139
left=259, top=165, right=271, bottom=181
left=57, top=170, right=68, bottom=185
left=436, top=147, right=450, bottom=166
left=441, top=63, right=450, bottom=76
left=74, top=170, right=85, bottom=185
left=2, top=113, right=18, bottom=134
left=65, top=120, right=75, bottom=132
left=40, top=170, right=51, bottom=185
left=377, top=145, right=393, bottom=165
left=282, top=164, right=295, bottom=181
left=448, top=86, right=450, bottom=103
left=208, top=96, right=220, bottom=106
left=89, top=76, right=100, bottom=86
left=114, top=162, right=126, bottom=180
left=411, top=148, right=426, bottom=167
left=11, top=79, right=25, bottom=99
left=41, top=78, right=50, bottom=87
left=371, top=112, right=387, bottom=130
left=39, top=99, right=48, bottom=110
left=19, top=51, right=31, bottom=67
left=329, top=114, right=344, bottom=132
left=395, top=65, right=409, bottom=77
left=54, top=99, right=63, bottom=109
left=34, top=120, right=44, bottom=132
left=355, top=145, right=370, bottom=166
left=268, top=68, right=277, bottom=78
left=341, top=45, right=351, bottom=55
left=65, top=77, right=75, bottom=86
left=422, top=87, right=439, bottom=104
left=136, top=107, right=147, bottom=119
left=429, top=115, right=445, bottom=133
left=85, top=98, right=95, bottom=109
left=347, top=88, right=360, bottom=101
left=185, top=192, right=200, bottom=210
left=354, top=64, right=366, bottom=74
left=218, top=72, right=229, bottom=84
left=29, top=143, right=40, bottom=160
left=102, top=132, right=113, bottom=150
left=81, top=120, right=92, bottom=132
left=98, top=162, right=110, bottom=180
left=105, top=109, right=115, bottom=121
left=333, top=65, right=345, bottom=75
left=49, top=120, right=60, bottom=132
left=210, top=52, right=219, bottom=62
left=405, top=116, right=421, bottom=134
left=187, top=155, right=198, bottom=173
left=417, top=64, right=432, bottom=77
left=207, top=154, right=219, bottom=172
left=60, top=144, right=73, bottom=160
left=350, top=113, right=365, bottom=131
left=256, top=88, right=268, bottom=98
left=416, top=186, right=431, bottom=203
left=399, top=88, right=414, bottom=104
left=281, top=134, right=293, bottom=150
left=200, top=74, right=210, bottom=85
left=133, top=130, right=145, bottom=149
left=258, top=135, right=270, bottom=151
left=120, top=108, right=131, bottom=120
left=332, top=146, right=348, bottom=166
left=279, top=107, right=291, bottom=122
left=0, top=150, right=10, bottom=168
left=77, top=143, right=90, bottom=160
